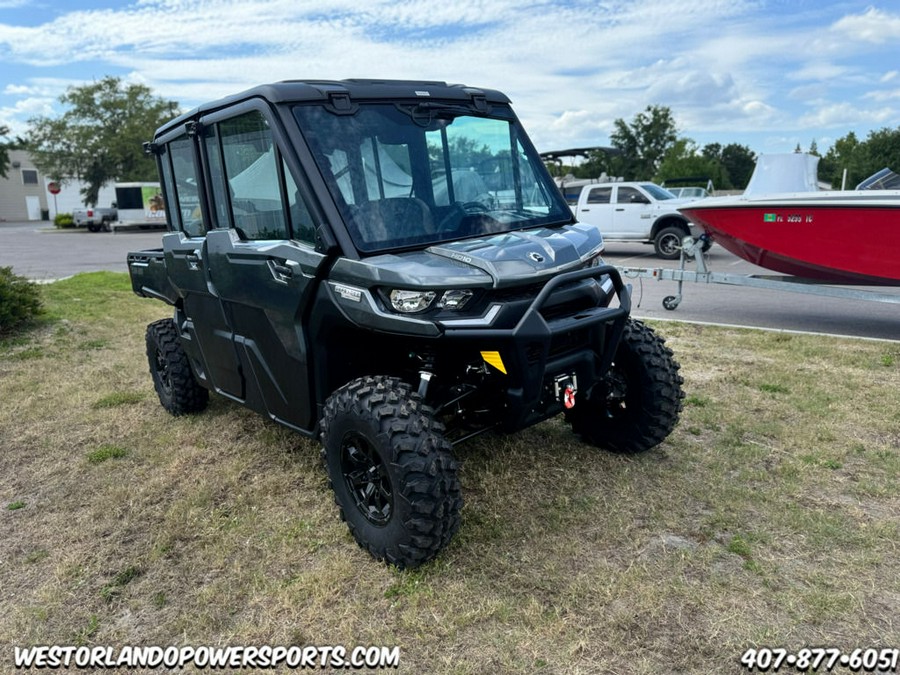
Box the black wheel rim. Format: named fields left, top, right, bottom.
left=340, top=432, right=393, bottom=526
left=603, top=364, right=629, bottom=419
left=154, top=349, right=172, bottom=395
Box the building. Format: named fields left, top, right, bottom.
left=1, top=150, right=49, bottom=221
left=0, top=150, right=116, bottom=222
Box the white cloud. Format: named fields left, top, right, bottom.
left=798, top=102, right=895, bottom=129
left=864, top=88, right=900, bottom=102
left=0, top=97, right=56, bottom=135
left=831, top=6, right=900, bottom=44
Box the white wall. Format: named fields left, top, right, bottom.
left=44, top=178, right=117, bottom=218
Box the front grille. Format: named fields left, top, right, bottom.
left=549, top=329, right=590, bottom=358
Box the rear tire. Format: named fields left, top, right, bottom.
left=568, top=319, right=684, bottom=453
left=653, top=225, right=686, bottom=260
left=320, top=376, right=462, bottom=569
left=146, top=318, right=208, bottom=416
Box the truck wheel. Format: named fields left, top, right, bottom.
left=568, top=319, right=684, bottom=453
left=145, top=318, right=208, bottom=416
left=653, top=226, right=686, bottom=259
left=87, top=223, right=101, bottom=233
left=320, top=376, right=462, bottom=569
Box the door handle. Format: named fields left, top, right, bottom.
left=615, top=208, right=625, bottom=211
left=268, top=259, right=297, bottom=283
left=185, top=253, right=201, bottom=271
left=580, top=208, right=590, bottom=212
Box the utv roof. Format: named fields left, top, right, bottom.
left=155, top=79, right=512, bottom=138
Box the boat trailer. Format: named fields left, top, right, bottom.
left=616, top=236, right=900, bottom=311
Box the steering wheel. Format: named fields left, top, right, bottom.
left=461, top=201, right=490, bottom=213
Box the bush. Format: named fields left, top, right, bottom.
left=54, top=213, right=75, bottom=228
left=0, top=267, right=42, bottom=334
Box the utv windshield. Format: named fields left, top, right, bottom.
left=293, top=102, right=572, bottom=253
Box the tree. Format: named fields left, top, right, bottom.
left=0, top=125, right=9, bottom=179
left=26, top=77, right=180, bottom=205
left=573, top=148, right=618, bottom=180
left=819, top=128, right=900, bottom=189
left=609, top=105, right=678, bottom=180
left=655, top=138, right=728, bottom=187
left=719, top=143, right=756, bottom=190
left=858, top=127, right=900, bottom=179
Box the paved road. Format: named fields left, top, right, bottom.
left=0, top=221, right=163, bottom=280
left=1, top=221, right=897, bottom=341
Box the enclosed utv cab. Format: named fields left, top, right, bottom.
left=129, top=79, right=683, bottom=569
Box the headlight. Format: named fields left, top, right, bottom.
left=387, top=288, right=475, bottom=313
left=389, top=289, right=437, bottom=313
left=585, top=253, right=603, bottom=268
left=437, top=289, right=473, bottom=310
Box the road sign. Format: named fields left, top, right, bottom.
left=47, top=181, right=61, bottom=194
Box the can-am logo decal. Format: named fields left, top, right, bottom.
left=528, top=252, right=545, bottom=263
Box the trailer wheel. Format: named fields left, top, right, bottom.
left=146, top=318, right=208, bottom=416
left=654, top=225, right=686, bottom=260
left=568, top=319, right=684, bottom=453
left=320, top=376, right=462, bottom=569
left=662, top=295, right=680, bottom=311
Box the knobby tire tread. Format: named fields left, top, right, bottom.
left=320, top=376, right=462, bottom=569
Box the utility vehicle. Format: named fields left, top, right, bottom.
left=127, top=79, right=684, bottom=568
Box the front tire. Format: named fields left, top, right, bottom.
left=568, top=319, right=684, bottom=453
left=320, top=376, right=462, bottom=569
left=145, top=318, right=208, bottom=416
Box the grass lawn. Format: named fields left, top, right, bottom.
left=1, top=272, right=898, bottom=673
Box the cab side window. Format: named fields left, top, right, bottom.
left=168, top=135, right=205, bottom=238
left=587, top=187, right=612, bottom=204
left=220, top=112, right=288, bottom=241
left=282, top=156, right=316, bottom=244
left=204, top=125, right=231, bottom=230
left=157, top=145, right=181, bottom=231
left=616, top=187, right=647, bottom=204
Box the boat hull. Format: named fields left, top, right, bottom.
left=680, top=194, right=900, bottom=286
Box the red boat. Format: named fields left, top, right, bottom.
left=678, top=156, right=900, bottom=286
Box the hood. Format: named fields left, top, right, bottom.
left=427, top=223, right=603, bottom=287
left=330, top=223, right=604, bottom=289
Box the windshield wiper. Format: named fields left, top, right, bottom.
left=395, top=102, right=485, bottom=127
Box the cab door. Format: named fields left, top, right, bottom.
left=201, top=108, right=328, bottom=432
left=573, top=185, right=613, bottom=234
left=157, top=134, right=243, bottom=398
left=611, top=185, right=651, bottom=239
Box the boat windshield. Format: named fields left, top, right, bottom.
left=293, top=102, right=572, bottom=253
left=856, top=168, right=900, bottom=190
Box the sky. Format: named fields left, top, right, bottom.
left=0, top=0, right=898, bottom=159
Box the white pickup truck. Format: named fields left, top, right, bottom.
left=73, top=205, right=117, bottom=232
left=569, top=182, right=701, bottom=259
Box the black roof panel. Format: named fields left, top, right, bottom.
left=155, top=79, right=512, bottom=138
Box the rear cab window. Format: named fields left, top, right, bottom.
left=158, top=136, right=205, bottom=238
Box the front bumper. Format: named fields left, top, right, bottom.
left=441, top=264, right=631, bottom=431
